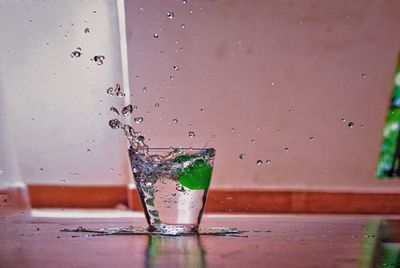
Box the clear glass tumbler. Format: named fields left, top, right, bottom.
left=129, top=147, right=216, bottom=235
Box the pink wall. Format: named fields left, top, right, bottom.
left=124, top=0, right=400, bottom=192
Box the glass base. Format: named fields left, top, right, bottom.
left=147, top=223, right=199, bottom=235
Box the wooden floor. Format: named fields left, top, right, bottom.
left=2, top=191, right=399, bottom=267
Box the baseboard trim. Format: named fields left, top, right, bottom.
left=28, top=185, right=400, bottom=214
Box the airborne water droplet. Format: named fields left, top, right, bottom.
left=361, top=73, right=367, bottom=78
left=153, top=33, right=159, bottom=38
left=348, top=122, right=354, bottom=128
left=109, top=119, right=122, bottom=129
left=172, top=119, right=178, bottom=124
left=86, top=149, right=91, bottom=153
left=181, top=24, right=185, bottom=29
left=84, top=28, right=90, bottom=33
left=284, top=147, right=289, bottom=152
left=122, top=104, right=133, bottom=116
left=167, top=11, right=174, bottom=19
left=309, top=136, right=314, bottom=141
left=154, top=103, right=160, bottom=108
left=39, top=168, right=44, bottom=172
left=266, top=160, right=271, bottom=164
left=93, top=55, right=105, bottom=65
left=173, top=65, right=179, bottom=71
left=189, top=131, right=195, bottom=138
left=239, top=153, right=245, bottom=159
left=70, top=48, right=82, bottom=58
left=134, top=117, right=143, bottom=124
left=110, top=107, right=119, bottom=115
left=256, top=160, right=263, bottom=165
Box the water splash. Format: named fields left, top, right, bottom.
left=110, top=107, right=119, bottom=115
left=60, top=226, right=246, bottom=237
left=93, top=55, right=105, bottom=65
left=122, top=104, right=133, bottom=116
left=70, top=47, right=82, bottom=58
left=106, top=84, right=125, bottom=97
left=166, top=11, right=174, bottom=19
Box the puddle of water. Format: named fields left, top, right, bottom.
left=60, top=226, right=248, bottom=237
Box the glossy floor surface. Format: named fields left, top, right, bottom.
left=2, top=206, right=393, bottom=268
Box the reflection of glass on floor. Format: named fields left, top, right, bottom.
left=145, top=235, right=206, bottom=268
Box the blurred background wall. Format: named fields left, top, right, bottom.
left=124, top=0, right=400, bottom=192
left=1, top=0, right=400, bottom=193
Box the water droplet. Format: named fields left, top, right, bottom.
left=271, top=82, right=275, bottom=86
left=134, top=117, right=143, bottom=124
left=109, top=119, right=122, bottom=129
left=140, top=7, right=144, bottom=11
left=284, top=147, right=289, bottom=152
left=73, top=172, right=79, bottom=176
left=110, top=107, right=119, bottom=115
left=231, top=128, right=236, bottom=133
left=200, top=108, right=204, bottom=112
left=86, top=149, right=91, bottom=153
left=153, top=33, right=159, bottom=38
left=109, top=168, right=114, bottom=172
left=189, top=131, right=195, bottom=138
left=93, top=55, right=105, bottom=65
left=84, top=28, right=90, bottom=33
left=169, top=75, right=175, bottom=80
left=341, top=118, right=346, bottom=122
left=251, top=139, right=255, bottom=143
left=39, top=168, right=44, bottom=172
left=167, top=11, right=174, bottom=19
left=122, top=104, right=133, bottom=116
left=93, top=10, right=97, bottom=13
left=154, top=103, right=160, bottom=108
left=361, top=124, right=365, bottom=128
left=361, top=73, right=367, bottom=78
left=70, top=48, right=82, bottom=58
left=288, top=109, right=293, bottom=113
left=257, top=160, right=263, bottom=165
left=181, top=24, right=185, bottom=28
left=266, top=160, right=271, bottom=165
left=106, top=84, right=125, bottom=97
left=182, top=0, right=187, bottom=4
left=172, top=119, right=178, bottom=124
left=143, top=86, right=147, bottom=92
left=348, top=122, right=354, bottom=128
left=309, top=136, right=314, bottom=141
left=173, top=65, right=180, bottom=71
left=239, top=153, right=245, bottom=159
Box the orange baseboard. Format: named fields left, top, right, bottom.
left=28, top=185, right=400, bottom=214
